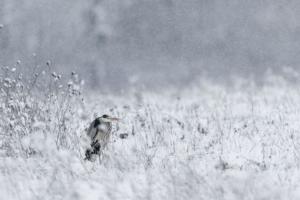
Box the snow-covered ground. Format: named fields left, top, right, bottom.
left=1, top=70, right=300, bottom=199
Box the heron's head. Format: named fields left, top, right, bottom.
left=99, top=114, right=120, bottom=123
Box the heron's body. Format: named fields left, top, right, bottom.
left=85, top=115, right=118, bottom=161
left=87, top=118, right=112, bottom=149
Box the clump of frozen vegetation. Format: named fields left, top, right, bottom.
left=1, top=67, right=300, bottom=200
left=0, top=64, right=84, bottom=158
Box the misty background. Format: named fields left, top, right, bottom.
left=0, top=0, right=299, bottom=91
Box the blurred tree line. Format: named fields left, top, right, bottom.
left=1, top=0, right=300, bottom=90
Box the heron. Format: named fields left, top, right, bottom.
left=85, top=114, right=119, bottom=161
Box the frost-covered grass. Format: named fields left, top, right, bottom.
left=1, top=68, right=300, bottom=199
left=0, top=65, right=84, bottom=157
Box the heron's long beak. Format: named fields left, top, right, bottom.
left=108, top=117, right=120, bottom=122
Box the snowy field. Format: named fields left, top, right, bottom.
left=1, top=68, right=300, bottom=200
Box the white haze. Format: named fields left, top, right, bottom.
left=1, top=0, right=300, bottom=90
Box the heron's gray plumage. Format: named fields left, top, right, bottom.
left=87, top=118, right=112, bottom=148
left=85, top=114, right=118, bottom=161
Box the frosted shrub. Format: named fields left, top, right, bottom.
left=0, top=65, right=84, bottom=157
